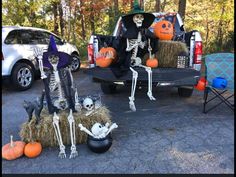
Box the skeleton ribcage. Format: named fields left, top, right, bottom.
left=127, top=33, right=146, bottom=67
left=48, top=69, right=67, bottom=105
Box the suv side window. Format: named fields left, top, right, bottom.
left=40, top=31, right=64, bottom=45
left=18, top=30, right=37, bottom=44
left=33, top=31, right=50, bottom=44
left=4, top=30, right=19, bottom=44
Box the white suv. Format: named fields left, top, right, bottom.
left=2, top=26, right=81, bottom=90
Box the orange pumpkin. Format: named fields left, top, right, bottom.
left=146, top=58, right=158, bottom=68
left=153, top=20, right=174, bottom=40
left=2, top=135, right=25, bottom=160
left=99, top=47, right=117, bottom=63
left=24, top=142, right=42, bottom=158
left=195, top=77, right=208, bottom=91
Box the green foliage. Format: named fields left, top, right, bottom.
left=2, top=0, right=234, bottom=57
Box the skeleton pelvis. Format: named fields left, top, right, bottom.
left=131, top=57, right=142, bottom=66
left=53, top=99, right=68, bottom=110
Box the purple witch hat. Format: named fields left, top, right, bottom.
left=48, top=35, right=58, bottom=52
left=43, top=35, right=71, bottom=69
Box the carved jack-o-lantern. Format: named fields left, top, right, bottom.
left=153, top=20, right=174, bottom=40
left=99, top=47, right=117, bottom=62
left=96, top=47, right=117, bottom=68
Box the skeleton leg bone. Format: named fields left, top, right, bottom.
left=67, top=109, right=78, bottom=159
left=129, top=67, right=138, bottom=111
left=138, top=65, right=156, bottom=100
left=52, top=112, right=66, bottom=158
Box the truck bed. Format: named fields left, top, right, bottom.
left=84, top=67, right=200, bottom=86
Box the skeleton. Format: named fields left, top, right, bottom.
left=78, top=122, right=118, bottom=139
left=34, top=45, right=78, bottom=159
left=126, top=14, right=156, bottom=112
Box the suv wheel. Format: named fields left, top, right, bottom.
left=70, top=54, right=81, bottom=72
left=11, top=63, right=34, bottom=91
left=101, top=83, right=117, bottom=94
left=178, top=87, right=194, bottom=97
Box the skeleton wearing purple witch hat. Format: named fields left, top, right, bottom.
left=33, top=35, right=80, bottom=159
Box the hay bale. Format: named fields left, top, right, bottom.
left=143, top=40, right=188, bottom=67
left=19, top=106, right=111, bottom=147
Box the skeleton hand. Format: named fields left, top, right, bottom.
left=33, top=47, right=44, bottom=60
left=105, top=122, right=110, bottom=128
left=111, top=123, right=118, bottom=129
left=105, top=123, right=118, bottom=137
left=78, top=124, right=85, bottom=131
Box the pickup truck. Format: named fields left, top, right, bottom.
left=86, top=12, right=202, bottom=97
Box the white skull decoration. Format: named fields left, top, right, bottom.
left=133, top=14, right=144, bottom=27
left=91, top=123, right=108, bottom=137
left=83, top=97, right=94, bottom=111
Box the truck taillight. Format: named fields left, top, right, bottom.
left=194, top=41, right=202, bottom=64
left=87, top=44, right=94, bottom=65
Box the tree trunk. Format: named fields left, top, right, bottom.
left=130, top=0, right=133, bottom=9
left=79, top=0, right=86, bottom=40
left=217, top=3, right=226, bottom=50
left=52, top=2, right=59, bottom=35
left=139, top=0, right=144, bottom=10
left=114, top=0, right=119, bottom=17
left=155, top=0, right=160, bottom=12
left=66, top=0, right=71, bottom=40
left=160, top=0, right=167, bottom=11
left=72, top=0, right=78, bottom=44
left=59, top=2, right=64, bottom=37
left=89, top=1, right=95, bottom=34
left=178, top=0, right=186, bottom=22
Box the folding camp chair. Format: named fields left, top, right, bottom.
left=203, top=53, right=234, bottom=113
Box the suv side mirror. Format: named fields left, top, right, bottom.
left=61, top=39, right=66, bottom=44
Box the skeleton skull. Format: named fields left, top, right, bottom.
left=83, top=97, right=94, bottom=111
left=48, top=55, right=59, bottom=65
left=133, top=14, right=144, bottom=27
left=91, top=123, right=108, bottom=137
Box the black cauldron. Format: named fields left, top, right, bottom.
left=87, top=134, right=113, bottom=153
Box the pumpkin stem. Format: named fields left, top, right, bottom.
left=10, top=135, right=14, bottom=147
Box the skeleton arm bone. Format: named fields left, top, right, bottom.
left=78, top=124, right=94, bottom=137
left=33, top=47, right=47, bottom=79
left=105, top=123, right=118, bottom=137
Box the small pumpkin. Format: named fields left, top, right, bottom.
left=153, top=20, right=174, bottom=40
left=2, top=135, right=25, bottom=160
left=146, top=58, right=158, bottom=68
left=24, top=141, right=42, bottom=158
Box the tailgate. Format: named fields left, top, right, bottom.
left=84, top=67, right=200, bottom=86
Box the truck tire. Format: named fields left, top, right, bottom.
left=101, top=83, right=117, bottom=94
left=178, top=87, right=193, bottom=97
left=11, top=63, right=35, bottom=91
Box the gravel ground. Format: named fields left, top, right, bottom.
left=2, top=69, right=234, bottom=174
